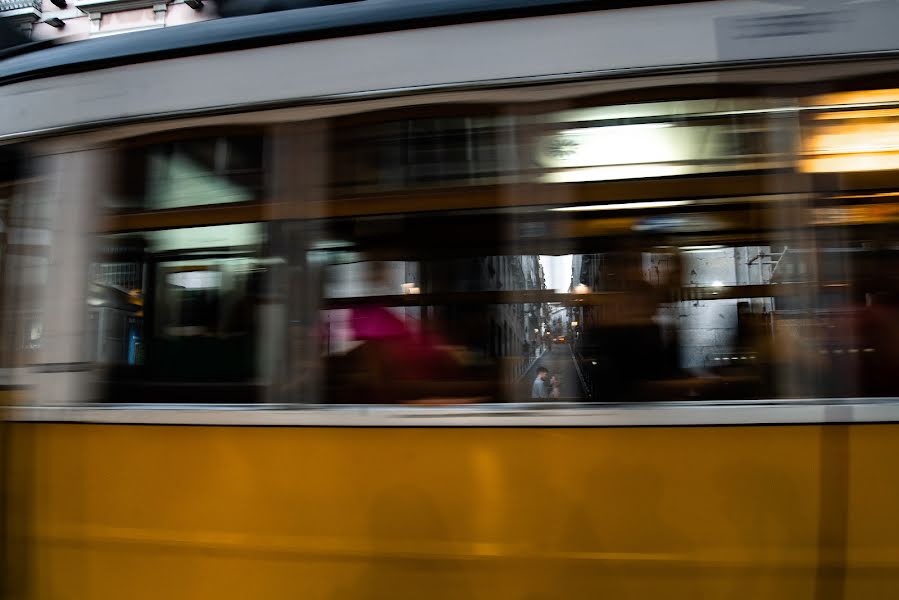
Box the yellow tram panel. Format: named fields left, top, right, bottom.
left=4, top=422, right=841, bottom=599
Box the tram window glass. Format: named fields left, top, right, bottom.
left=300, top=200, right=784, bottom=404
left=108, top=134, right=265, bottom=212
left=312, top=250, right=553, bottom=403
left=309, top=232, right=883, bottom=403
left=302, top=86, right=878, bottom=406
left=84, top=88, right=899, bottom=404
left=90, top=223, right=277, bottom=402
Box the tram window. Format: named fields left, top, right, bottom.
left=82, top=88, right=899, bottom=405
left=306, top=244, right=558, bottom=403
left=304, top=203, right=851, bottom=404
left=108, top=134, right=265, bottom=212
left=90, top=223, right=276, bottom=402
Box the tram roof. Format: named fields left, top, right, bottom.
left=0, top=0, right=706, bottom=86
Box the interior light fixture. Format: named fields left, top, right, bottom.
left=681, top=245, right=726, bottom=251
left=550, top=200, right=693, bottom=212
left=311, top=239, right=353, bottom=250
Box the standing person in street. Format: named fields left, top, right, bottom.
left=532, top=366, right=549, bottom=399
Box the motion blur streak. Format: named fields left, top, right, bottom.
left=4, top=0, right=899, bottom=598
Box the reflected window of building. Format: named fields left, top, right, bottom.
left=331, top=114, right=511, bottom=192
left=108, top=133, right=265, bottom=212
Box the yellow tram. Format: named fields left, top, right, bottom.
left=4, top=0, right=899, bottom=597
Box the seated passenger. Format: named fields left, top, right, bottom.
left=326, top=261, right=495, bottom=404
left=858, top=291, right=899, bottom=397
left=585, top=251, right=679, bottom=401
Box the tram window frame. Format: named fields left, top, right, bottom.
left=79, top=84, right=899, bottom=408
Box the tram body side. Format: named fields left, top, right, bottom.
left=4, top=420, right=896, bottom=599
left=5, top=1, right=899, bottom=597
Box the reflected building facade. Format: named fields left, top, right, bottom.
left=1, top=0, right=214, bottom=40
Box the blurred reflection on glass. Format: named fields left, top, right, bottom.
left=536, top=98, right=794, bottom=184
left=2, top=151, right=51, bottom=368
left=573, top=249, right=679, bottom=402
left=91, top=224, right=269, bottom=402
left=81, top=87, right=899, bottom=404
left=331, top=115, right=511, bottom=193
left=320, top=258, right=497, bottom=404
left=109, top=134, right=265, bottom=212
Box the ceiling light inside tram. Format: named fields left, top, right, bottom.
left=311, top=239, right=354, bottom=250
left=801, top=98, right=899, bottom=173
left=542, top=164, right=692, bottom=182
left=681, top=244, right=726, bottom=252
left=806, top=88, right=899, bottom=110
left=149, top=223, right=263, bottom=253
left=800, top=151, right=899, bottom=173
left=168, top=270, right=222, bottom=290
left=550, top=200, right=694, bottom=212
left=538, top=120, right=702, bottom=182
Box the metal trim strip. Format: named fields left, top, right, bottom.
left=5, top=398, right=899, bottom=427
